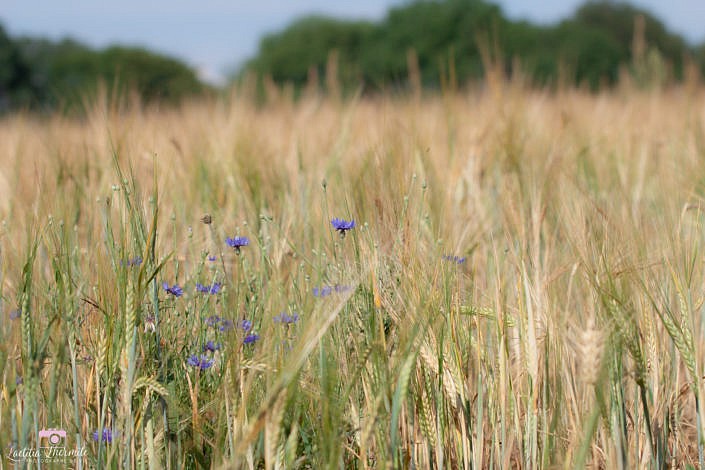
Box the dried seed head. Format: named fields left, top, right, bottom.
left=201, top=214, right=212, bottom=225
left=577, top=317, right=604, bottom=386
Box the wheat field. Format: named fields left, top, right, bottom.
left=1, top=82, right=705, bottom=468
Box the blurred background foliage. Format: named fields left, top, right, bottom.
left=1, top=0, right=704, bottom=112
left=0, top=25, right=207, bottom=113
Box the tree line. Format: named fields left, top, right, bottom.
left=1, top=0, right=705, bottom=112
left=0, top=27, right=206, bottom=113
left=245, top=0, right=704, bottom=93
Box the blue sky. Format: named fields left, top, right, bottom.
left=2, top=1, right=703, bottom=84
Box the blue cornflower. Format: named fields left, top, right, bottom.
left=204, top=315, right=235, bottom=331
left=313, top=286, right=333, bottom=297
left=196, top=282, right=222, bottom=294
left=200, top=356, right=215, bottom=369
left=187, top=354, right=214, bottom=370
left=162, top=282, right=184, bottom=297
left=226, top=236, right=249, bottom=253
left=240, top=319, right=253, bottom=332
left=220, top=319, right=235, bottom=332
left=313, top=285, right=352, bottom=298
left=203, top=340, right=221, bottom=352
left=208, top=255, right=217, bottom=262
left=92, top=428, right=113, bottom=443
left=243, top=334, right=260, bottom=345
left=331, top=218, right=355, bottom=237
left=273, top=312, right=299, bottom=325
left=120, top=256, right=142, bottom=268
left=442, top=255, right=466, bottom=265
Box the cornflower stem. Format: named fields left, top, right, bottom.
left=207, top=221, right=229, bottom=281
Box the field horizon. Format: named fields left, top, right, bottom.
left=2, top=82, right=705, bottom=468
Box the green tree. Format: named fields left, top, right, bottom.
left=245, top=16, right=374, bottom=88
left=240, top=0, right=697, bottom=93
left=98, top=46, right=206, bottom=103
left=18, top=37, right=205, bottom=111
left=572, top=1, right=690, bottom=80
left=361, top=0, right=505, bottom=88
left=0, top=24, right=36, bottom=111
left=696, top=42, right=705, bottom=78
